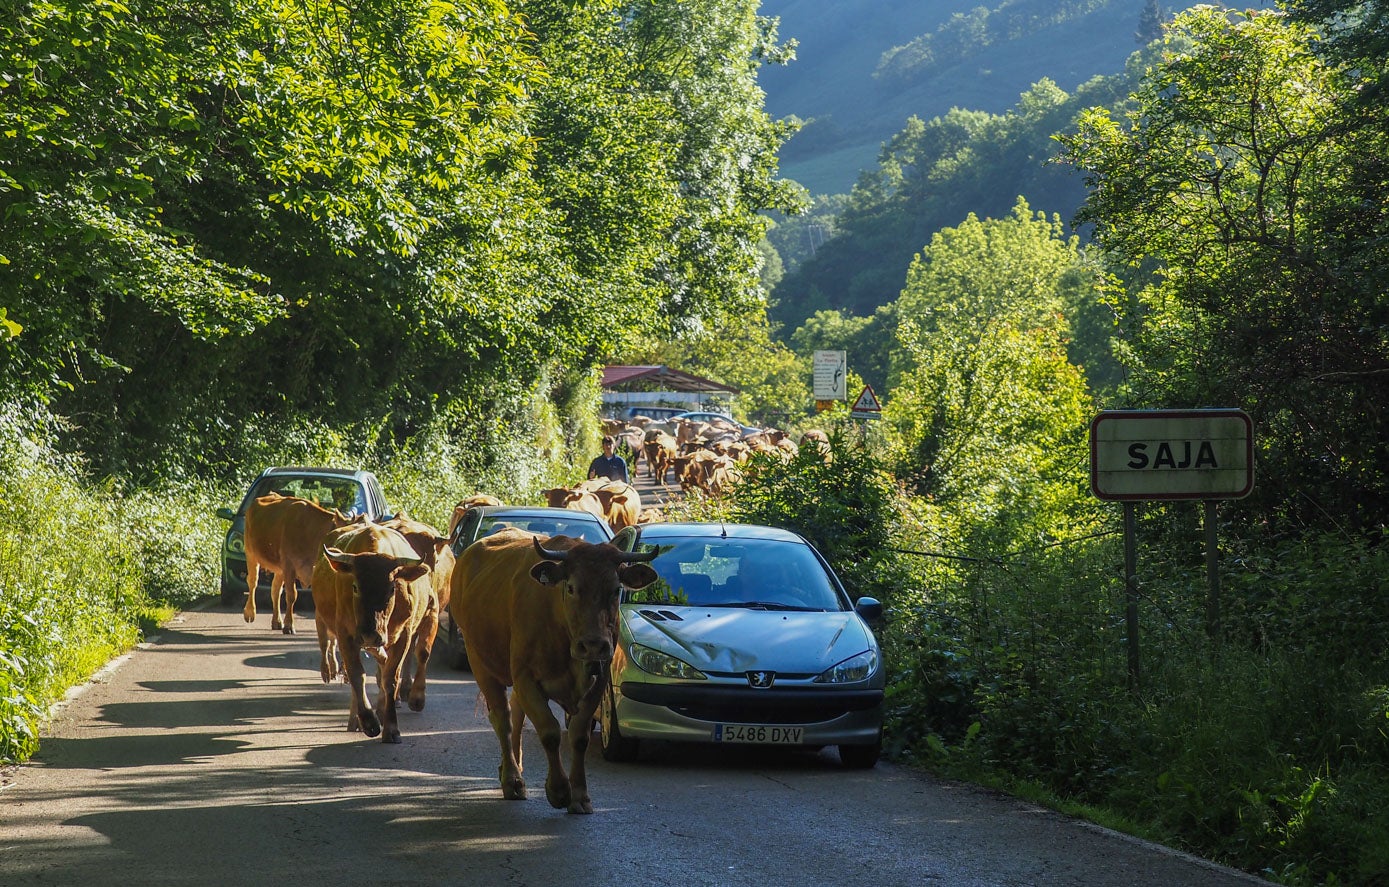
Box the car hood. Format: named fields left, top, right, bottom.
left=621, top=606, right=876, bottom=675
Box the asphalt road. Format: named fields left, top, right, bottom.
left=0, top=603, right=1272, bottom=887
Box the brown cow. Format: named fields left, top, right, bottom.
left=242, top=492, right=356, bottom=634
left=451, top=530, right=659, bottom=813
left=642, top=429, right=678, bottom=482
left=381, top=513, right=453, bottom=707
left=583, top=480, right=642, bottom=532
left=447, top=494, right=503, bottom=538
left=311, top=522, right=433, bottom=743
left=541, top=485, right=606, bottom=520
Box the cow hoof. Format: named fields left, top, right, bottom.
left=568, top=798, right=594, bottom=815
left=381, top=729, right=402, bottom=744
left=407, top=693, right=425, bottom=713
left=360, top=712, right=382, bottom=738
left=545, top=781, right=571, bottom=810
left=242, top=611, right=255, bottom=624
left=502, top=778, right=526, bottom=801
left=281, top=624, right=295, bottom=636
left=270, top=617, right=283, bottom=631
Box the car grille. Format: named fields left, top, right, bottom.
left=622, top=683, right=882, bottom=725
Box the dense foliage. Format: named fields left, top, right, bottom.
left=0, top=0, right=798, bottom=484
left=875, top=0, right=1110, bottom=86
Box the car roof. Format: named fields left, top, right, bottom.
left=631, top=522, right=809, bottom=543
left=260, top=465, right=376, bottom=480
left=472, top=505, right=606, bottom=520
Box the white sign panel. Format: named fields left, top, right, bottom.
left=813, top=350, right=847, bottom=400
left=1090, top=409, right=1254, bottom=501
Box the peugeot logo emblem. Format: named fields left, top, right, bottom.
left=747, top=671, right=775, bottom=689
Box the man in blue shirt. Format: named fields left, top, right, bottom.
left=587, top=435, right=629, bottom=483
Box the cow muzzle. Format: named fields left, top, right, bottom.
left=572, top=635, right=614, bottom=662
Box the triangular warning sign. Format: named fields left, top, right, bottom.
left=851, top=385, right=882, bottom=412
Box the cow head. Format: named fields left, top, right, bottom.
left=324, top=546, right=430, bottom=648
left=530, top=537, right=659, bottom=662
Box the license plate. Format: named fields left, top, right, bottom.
left=713, top=724, right=804, bottom=745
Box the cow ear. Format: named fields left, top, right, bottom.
left=617, top=563, right=660, bottom=590
left=396, top=563, right=431, bottom=583
left=531, top=560, right=569, bottom=586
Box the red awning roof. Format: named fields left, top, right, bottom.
left=600, top=365, right=739, bottom=394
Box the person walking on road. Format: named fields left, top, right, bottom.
left=588, top=435, right=629, bottom=483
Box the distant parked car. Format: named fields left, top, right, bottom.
left=670, top=411, right=760, bottom=435
left=215, top=466, right=393, bottom=606
left=440, top=504, right=614, bottom=670
left=601, top=522, right=885, bottom=767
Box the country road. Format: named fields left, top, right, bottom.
left=1, top=602, right=1271, bottom=887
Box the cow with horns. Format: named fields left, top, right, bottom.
left=451, top=529, right=659, bottom=813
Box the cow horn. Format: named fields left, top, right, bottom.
left=618, top=545, right=659, bottom=563
left=533, top=536, right=571, bottom=561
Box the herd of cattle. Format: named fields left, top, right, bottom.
left=233, top=415, right=829, bottom=814
left=610, top=414, right=828, bottom=504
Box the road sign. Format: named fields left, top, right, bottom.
left=850, top=385, right=882, bottom=420
left=1089, top=409, right=1253, bottom=501
left=813, top=350, right=847, bottom=400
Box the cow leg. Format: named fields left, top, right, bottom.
left=269, top=572, right=286, bottom=632
left=375, top=634, right=409, bottom=744
left=315, top=618, right=338, bottom=684
left=512, top=678, right=570, bottom=811
left=243, top=558, right=261, bottom=623
left=341, top=637, right=380, bottom=737
left=563, top=670, right=607, bottom=815
left=403, top=605, right=437, bottom=712
left=476, top=673, right=525, bottom=799
left=281, top=577, right=298, bottom=635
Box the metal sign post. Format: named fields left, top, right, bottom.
left=1089, top=409, right=1254, bottom=688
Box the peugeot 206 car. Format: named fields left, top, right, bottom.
left=440, top=504, right=613, bottom=670
left=215, top=466, right=393, bottom=606
left=601, top=522, right=885, bottom=767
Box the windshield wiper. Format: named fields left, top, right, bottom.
left=731, top=601, right=820, bottom=611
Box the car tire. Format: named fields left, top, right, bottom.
left=442, top=620, right=470, bottom=671
left=838, top=736, right=882, bottom=769
left=219, top=581, right=243, bottom=607
left=599, top=686, right=639, bottom=762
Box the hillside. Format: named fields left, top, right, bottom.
left=759, top=0, right=1160, bottom=195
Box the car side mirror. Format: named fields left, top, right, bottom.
left=854, top=596, right=883, bottom=623
left=215, top=507, right=236, bottom=521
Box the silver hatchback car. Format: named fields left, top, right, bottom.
left=602, top=522, right=885, bottom=767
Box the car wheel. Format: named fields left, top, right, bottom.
left=444, top=619, right=470, bottom=671
left=219, top=581, right=243, bottom=607
left=599, top=686, right=639, bottom=762
left=838, top=734, right=882, bottom=769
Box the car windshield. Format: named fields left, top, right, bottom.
left=247, top=475, right=366, bottom=515
left=478, top=515, right=609, bottom=544
left=628, top=536, right=844, bottom=611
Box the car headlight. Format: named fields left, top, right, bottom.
left=629, top=644, right=707, bottom=680
left=815, top=650, right=878, bottom=684
left=225, top=532, right=245, bottom=555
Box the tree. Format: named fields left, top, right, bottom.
left=1058, top=6, right=1389, bottom=529
left=883, top=199, right=1093, bottom=541
left=1135, top=0, right=1165, bottom=45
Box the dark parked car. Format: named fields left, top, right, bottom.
left=601, top=522, right=885, bottom=767
left=440, top=504, right=614, bottom=670
left=215, top=466, right=392, bottom=606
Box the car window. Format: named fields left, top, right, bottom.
left=477, top=515, right=610, bottom=544
left=246, top=476, right=367, bottom=515
left=628, top=537, right=843, bottom=610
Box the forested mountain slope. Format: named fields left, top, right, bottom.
left=760, top=0, right=1270, bottom=196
